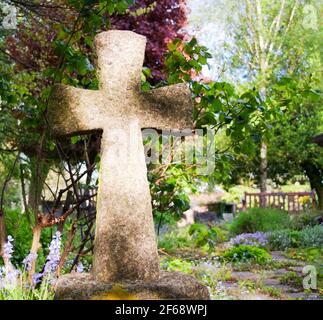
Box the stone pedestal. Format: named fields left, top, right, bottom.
left=55, top=271, right=210, bottom=300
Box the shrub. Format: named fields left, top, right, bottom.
left=299, top=225, right=323, bottom=247
left=290, top=211, right=323, bottom=230
left=268, top=225, right=323, bottom=250
left=230, top=232, right=268, bottom=247
left=211, top=225, right=229, bottom=243
left=268, top=229, right=301, bottom=250
left=160, top=257, right=193, bottom=274
left=158, top=229, right=191, bottom=253
left=285, top=247, right=323, bottom=263
left=221, top=245, right=272, bottom=264
left=188, top=223, right=218, bottom=248
left=158, top=223, right=227, bottom=253
left=229, top=208, right=290, bottom=235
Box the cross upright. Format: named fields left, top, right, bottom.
left=47, top=30, right=193, bottom=283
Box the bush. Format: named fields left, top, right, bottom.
left=290, top=211, right=323, bottom=230
left=158, top=223, right=228, bottom=253
left=210, top=225, right=229, bottom=243
left=160, top=257, right=193, bottom=274
left=229, top=208, right=290, bottom=235
left=268, top=225, right=323, bottom=250
left=268, top=229, right=301, bottom=250
left=158, top=229, right=191, bottom=253
left=300, top=225, right=323, bottom=247
left=221, top=245, right=272, bottom=264
left=188, top=223, right=218, bottom=248
left=285, top=247, right=323, bottom=263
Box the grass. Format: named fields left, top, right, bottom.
left=0, top=271, right=55, bottom=300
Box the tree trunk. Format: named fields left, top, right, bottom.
left=259, top=81, right=268, bottom=204
left=259, top=140, right=268, bottom=192
left=259, top=140, right=268, bottom=207
left=0, top=209, right=6, bottom=257
left=28, top=224, right=42, bottom=281
left=28, top=159, right=49, bottom=215
left=302, top=161, right=323, bottom=210
left=317, top=188, right=323, bottom=211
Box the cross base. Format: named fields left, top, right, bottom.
left=54, top=272, right=210, bottom=300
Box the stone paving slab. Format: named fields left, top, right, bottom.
left=230, top=271, right=262, bottom=281
left=264, top=278, right=281, bottom=286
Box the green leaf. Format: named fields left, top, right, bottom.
left=211, top=98, right=222, bottom=113
left=71, top=136, right=81, bottom=144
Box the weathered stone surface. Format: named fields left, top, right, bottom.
left=230, top=271, right=262, bottom=282
left=47, top=29, right=208, bottom=299
left=263, top=278, right=281, bottom=286
left=55, top=272, right=210, bottom=300
left=47, top=30, right=193, bottom=283
left=47, top=31, right=192, bottom=137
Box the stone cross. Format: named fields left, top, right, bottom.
left=47, top=31, right=193, bottom=283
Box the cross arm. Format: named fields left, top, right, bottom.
left=139, top=83, right=193, bottom=131
left=47, top=84, right=103, bottom=136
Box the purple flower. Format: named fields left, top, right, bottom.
left=32, top=273, right=43, bottom=286
left=3, top=235, right=14, bottom=260
left=44, top=231, right=61, bottom=275
left=230, top=232, right=268, bottom=247
left=23, top=252, right=38, bottom=271
left=76, top=262, right=84, bottom=273
left=0, top=269, right=20, bottom=289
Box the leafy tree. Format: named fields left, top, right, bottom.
left=268, top=76, right=323, bottom=209
left=188, top=0, right=322, bottom=196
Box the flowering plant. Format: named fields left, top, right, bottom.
left=230, top=232, right=268, bottom=247
left=0, top=232, right=62, bottom=300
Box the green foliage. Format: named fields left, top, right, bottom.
left=0, top=270, right=55, bottom=300
left=158, top=229, right=191, bottom=253
left=221, top=245, right=272, bottom=265
left=3, top=209, right=52, bottom=269
left=285, top=247, right=323, bottom=291
left=160, top=37, right=268, bottom=199
left=210, top=225, right=229, bottom=243
left=229, top=208, right=290, bottom=235
left=279, top=271, right=302, bottom=288
left=268, top=229, right=301, bottom=250
left=165, top=37, right=212, bottom=83
left=150, top=167, right=193, bottom=223
left=285, top=247, right=323, bottom=264
left=267, top=76, right=323, bottom=208
left=299, top=225, right=323, bottom=248
left=268, top=225, right=323, bottom=250
left=261, top=286, right=283, bottom=299
left=188, top=223, right=218, bottom=250
left=290, top=211, right=323, bottom=230
left=160, top=257, right=193, bottom=274
left=158, top=223, right=227, bottom=253
left=4, top=209, right=32, bottom=265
